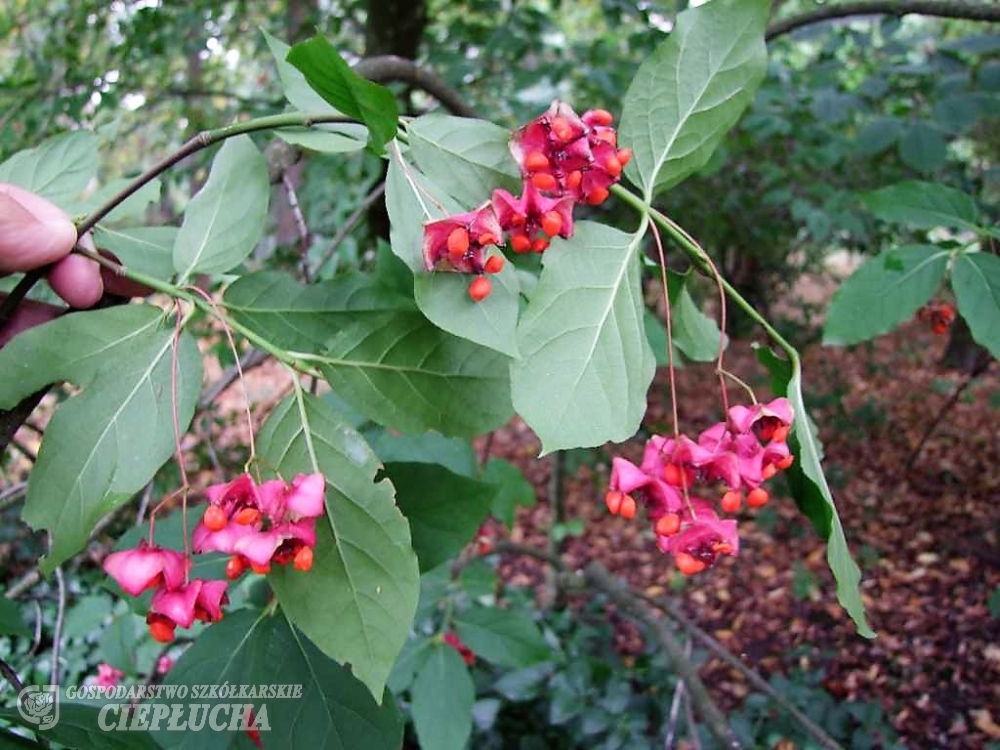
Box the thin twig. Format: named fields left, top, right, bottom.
left=0, top=657, right=24, bottom=693
left=638, top=591, right=844, bottom=750
left=0, top=482, right=27, bottom=509
left=542, top=451, right=564, bottom=609
left=282, top=173, right=312, bottom=283
left=199, top=350, right=269, bottom=409
left=49, top=566, right=65, bottom=687
left=906, top=358, right=991, bottom=469
left=310, top=182, right=386, bottom=276
left=684, top=688, right=703, bottom=750
left=664, top=640, right=690, bottom=748
left=480, top=542, right=739, bottom=749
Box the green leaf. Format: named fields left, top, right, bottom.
left=511, top=222, right=655, bottom=453
left=951, top=252, right=1000, bottom=359
left=98, top=613, right=142, bottom=675
left=0, top=306, right=202, bottom=573
left=410, top=645, right=475, bottom=750
left=933, top=93, right=984, bottom=134
left=384, top=150, right=521, bottom=356
left=898, top=121, right=947, bottom=173
left=157, top=610, right=403, bottom=750
left=667, top=270, right=725, bottom=361
left=854, top=117, right=903, bottom=156
left=0, top=131, right=101, bottom=208
left=619, top=0, right=770, bottom=197
left=407, top=114, right=521, bottom=201
left=459, top=559, right=498, bottom=598
left=384, top=462, right=494, bottom=571
left=224, top=270, right=415, bottom=353
left=262, top=28, right=340, bottom=113
left=860, top=181, right=980, bottom=231
left=0, top=596, right=30, bottom=638
left=823, top=245, right=949, bottom=346
left=361, top=428, right=478, bottom=477
left=257, top=392, right=419, bottom=700
left=173, top=135, right=269, bottom=280
left=386, top=636, right=434, bottom=693
left=65, top=178, right=161, bottom=223
left=755, top=346, right=874, bottom=638
left=643, top=311, right=684, bottom=367
left=385, top=150, right=463, bottom=273
left=453, top=606, right=550, bottom=668
left=275, top=125, right=368, bottom=153
left=93, top=226, right=177, bottom=281
left=481, top=458, right=536, bottom=527
left=413, top=268, right=522, bottom=357
left=0, top=702, right=158, bottom=750
left=317, top=312, right=515, bottom=437
left=286, top=34, right=398, bottom=151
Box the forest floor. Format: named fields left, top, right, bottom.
left=484, top=319, right=1000, bottom=750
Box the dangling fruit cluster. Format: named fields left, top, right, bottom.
left=917, top=301, right=956, bottom=335
left=103, top=472, right=326, bottom=643
left=605, top=399, right=795, bottom=575
left=421, top=101, right=632, bottom=302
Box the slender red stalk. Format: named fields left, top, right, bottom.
left=170, top=302, right=191, bottom=562
left=184, top=286, right=257, bottom=465
left=657, top=214, right=730, bottom=414
left=649, top=222, right=696, bottom=518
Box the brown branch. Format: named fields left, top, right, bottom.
left=584, top=563, right=742, bottom=749
left=485, top=542, right=739, bottom=749
left=353, top=56, right=478, bottom=118
left=199, top=349, right=270, bottom=409
left=0, top=657, right=24, bottom=693
left=906, top=357, right=992, bottom=469
left=638, top=592, right=845, bottom=750
left=282, top=173, right=312, bottom=282
left=766, top=0, right=1000, bottom=40
left=311, top=182, right=387, bottom=276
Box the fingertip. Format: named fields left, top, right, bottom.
left=48, top=255, right=104, bottom=308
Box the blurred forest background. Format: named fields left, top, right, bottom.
left=1, top=1, right=999, bottom=748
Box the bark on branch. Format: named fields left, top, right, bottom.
left=767, top=0, right=1000, bottom=41
left=353, top=56, right=478, bottom=118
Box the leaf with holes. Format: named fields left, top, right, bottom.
left=316, top=311, right=514, bottom=437
left=951, top=252, right=1000, bottom=359
left=0, top=305, right=201, bottom=573
left=257, top=391, right=419, bottom=700
left=173, top=135, right=269, bottom=280
left=512, top=221, right=655, bottom=453
left=823, top=245, right=949, bottom=346
left=755, top=346, right=874, bottom=638
left=384, top=462, right=495, bottom=572
left=619, top=0, right=769, bottom=197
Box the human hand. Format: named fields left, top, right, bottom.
left=0, top=184, right=108, bottom=346
left=0, top=183, right=104, bottom=306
